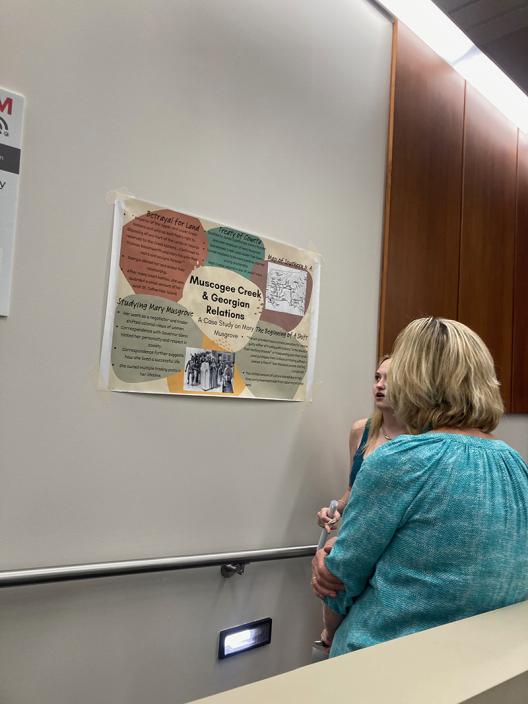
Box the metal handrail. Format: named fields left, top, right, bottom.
left=0, top=545, right=317, bottom=588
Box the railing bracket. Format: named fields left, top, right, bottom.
left=220, top=562, right=247, bottom=578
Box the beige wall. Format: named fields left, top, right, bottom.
left=496, top=416, right=528, bottom=460
left=0, top=1, right=392, bottom=702
left=1, top=3, right=526, bottom=703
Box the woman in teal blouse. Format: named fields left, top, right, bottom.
left=312, top=317, right=528, bottom=657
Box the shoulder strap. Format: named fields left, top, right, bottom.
left=349, top=418, right=371, bottom=488
left=358, top=419, right=371, bottom=451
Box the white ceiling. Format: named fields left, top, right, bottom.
left=433, top=0, right=528, bottom=93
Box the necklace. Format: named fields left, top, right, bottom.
left=381, top=426, right=392, bottom=441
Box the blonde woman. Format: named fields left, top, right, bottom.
left=317, top=356, right=406, bottom=532
left=312, top=317, right=528, bottom=656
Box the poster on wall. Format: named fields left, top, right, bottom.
left=100, top=196, right=321, bottom=401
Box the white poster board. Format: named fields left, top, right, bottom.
left=100, top=197, right=321, bottom=401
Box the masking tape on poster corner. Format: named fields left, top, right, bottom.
left=307, top=240, right=323, bottom=264
left=105, top=187, right=136, bottom=205
left=94, top=366, right=112, bottom=397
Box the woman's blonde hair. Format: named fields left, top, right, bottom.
left=365, top=355, right=390, bottom=453
left=388, top=317, right=503, bottom=434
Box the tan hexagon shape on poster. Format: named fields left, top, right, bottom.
left=179, top=266, right=263, bottom=352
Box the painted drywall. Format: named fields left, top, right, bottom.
left=1, top=4, right=527, bottom=703
left=186, top=600, right=528, bottom=704
left=0, top=1, right=393, bottom=702
left=496, top=416, right=528, bottom=460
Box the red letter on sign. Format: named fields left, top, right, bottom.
left=0, top=98, right=13, bottom=115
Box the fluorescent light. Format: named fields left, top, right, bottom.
left=454, top=47, right=528, bottom=133
left=376, top=0, right=528, bottom=133
left=377, top=0, right=473, bottom=63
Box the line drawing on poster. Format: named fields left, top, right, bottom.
left=265, top=262, right=307, bottom=316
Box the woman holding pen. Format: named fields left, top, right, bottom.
left=317, top=355, right=406, bottom=532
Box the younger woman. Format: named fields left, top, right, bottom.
left=317, top=356, right=407, bottom=532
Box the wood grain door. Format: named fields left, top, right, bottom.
left=458, top=86, right=517, bottom=410
left=379, top=23, right=465, bottom=355
left=512, top=130, right=528, bottom=412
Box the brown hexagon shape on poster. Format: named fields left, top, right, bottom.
left=120, top=209, right=208, bottom=303
left=250, top=260, right=313, bottom=332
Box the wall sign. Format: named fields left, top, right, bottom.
left=0, top=87, right=24, bottom=316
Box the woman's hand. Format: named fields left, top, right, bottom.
left=316, top=506, right=341, bottom=532
left=311, top=538, right=344, bottom=599
left=320, top=628, right=333, bottom=648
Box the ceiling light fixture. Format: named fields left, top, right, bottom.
left=376, top=0, right=528, bottom=133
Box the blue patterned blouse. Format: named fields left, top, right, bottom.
left=324, top=433, right=528, bottom=657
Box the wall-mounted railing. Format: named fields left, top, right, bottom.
left=0, top=545, right=317, bottom=588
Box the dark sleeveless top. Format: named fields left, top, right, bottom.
left=349, top=419, right=371, bottom=488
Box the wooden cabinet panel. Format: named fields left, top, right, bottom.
left=512, top=131, right=528, bottom=412
left=381, top=23, right=525, bottom=413
left=379, top=23, right=465, bottom=355
left=458, top=86, right=517, bottom=410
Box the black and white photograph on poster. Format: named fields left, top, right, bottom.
left=183, top=347, right=235, bottom=393
left=265, top=262, right=307, bottom=316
